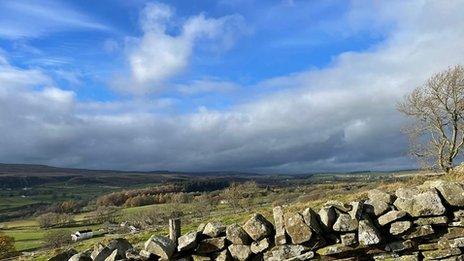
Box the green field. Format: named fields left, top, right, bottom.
left=1, top=216, right=105, bottom=252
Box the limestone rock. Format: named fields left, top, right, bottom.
left=144, top=235, right=176, bottom=260
left=301, top=208, right=323, bottom=234
left=444, top=227, right=464, bottom=239
left=316, top=243, right=357, bottom=255
left=385, top=240, right=414, bottom=252
left=368, top=189, right=394, bottom=204
left=263, top=245, right=305, bottom=261
left=139, top=249, right=153, bottom=259
left=273, top=206, right=287, bottom=245
left=348, top=201, right=364, bottom=220
left=197, top=223, right=206, bottom=233
left=178, top=232, right=198, bottom=252
left=403, top=225, right=434, bottom=239
left=333, top=213, right=358, bottom=232
left=437, top=238, right=455, bottom=249
left=318, top=206, right=336, bottom=231
left=395, top=187, right=421, bottom=199
left=251, top=238, right=270, bottom=254
left=242, top=214, right=273, bottom=241
left=107, top=238, right=132, bottom=259
left=358, top=219, right=381, bottom=246
left=389, top=221, right=412, bottom=235
left=422, top=180, right=464, bottom=207
left=203, top=222, right=226, bottom=238
left=378, top=210, right=407, bottom=226
left=365, top=200, right=390, bottom=217
left=340, top=233, right=357, bottom=246
left=450, top=237, right=464, bottom=248
left=226, top=224, right=251, bottom=245
left=228, top=245, right=252, bottom=261
left=414, top=216, right=448, bottom=226
left=373, top=252, right=419, bottom=261
left=285, top=212, right=313, bottom=244
left=196, top=237, right=226, bottom=254
left=422, top=248, right=461, bottom=260
left=449, top=221, right=464, bottom=227
left=394, top=189, right=446, bottom=217
left=418, top=242, right=439, bottom=251
left=454, top=210, right=464, bottom=220
left=434, top=255, right=464, bottom=261
left=324, top=200, right=352, bottom=212
left=284, top=251, right=315, bottom=261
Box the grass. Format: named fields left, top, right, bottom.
left=0, top=197, right=38, bottom=210
left=2, top=224, right=105, bottom=252
left=3, top=229, right=45, bottom=251
left=0, top=210, right=106, bottom=252
left=1, top=219, right=38, bottom=229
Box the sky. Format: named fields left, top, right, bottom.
left=0, top=0, right=463, bottom=173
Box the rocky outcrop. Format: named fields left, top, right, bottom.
left=50, top=179, right=464, bottom=260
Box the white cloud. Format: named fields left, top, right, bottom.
left=0, top=57, right=52, bottom=88
left=118, top=2, right=246, bottom=94
left=1, top=0, right=464, bottom=172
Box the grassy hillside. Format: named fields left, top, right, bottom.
left=0, top=163, right=435, bottom=259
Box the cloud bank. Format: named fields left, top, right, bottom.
left=1, top=1, right=464, bottom=173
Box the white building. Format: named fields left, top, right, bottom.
left=71, top=230, right=93, bottom=241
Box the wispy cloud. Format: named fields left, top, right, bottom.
left=0, top=0, right=110, bottom=39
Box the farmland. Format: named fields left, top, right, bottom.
left=0, top=163, right=429, bottom=259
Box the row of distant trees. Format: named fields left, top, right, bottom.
left=96, top=180, right=229, bottom=207
left=124, top=181, right=261, bottom=228
left=35, top=180, right=260, bottom=229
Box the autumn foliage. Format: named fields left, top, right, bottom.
left=0, top=233, right=15, bottom=258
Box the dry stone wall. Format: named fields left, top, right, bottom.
left=50, top=179, right=464, bottom=261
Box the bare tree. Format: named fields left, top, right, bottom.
left=398, top=65, right=464, bottom=173
left=221, top=181, right=259, bottom=212
left=37, top=212, right=74, bottom=228
left=43, top=229, right=72, bottom=248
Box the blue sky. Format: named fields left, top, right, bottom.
left=0, top=0, right=383, bottom=107
left=0, top=0, right=462, bottom=172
